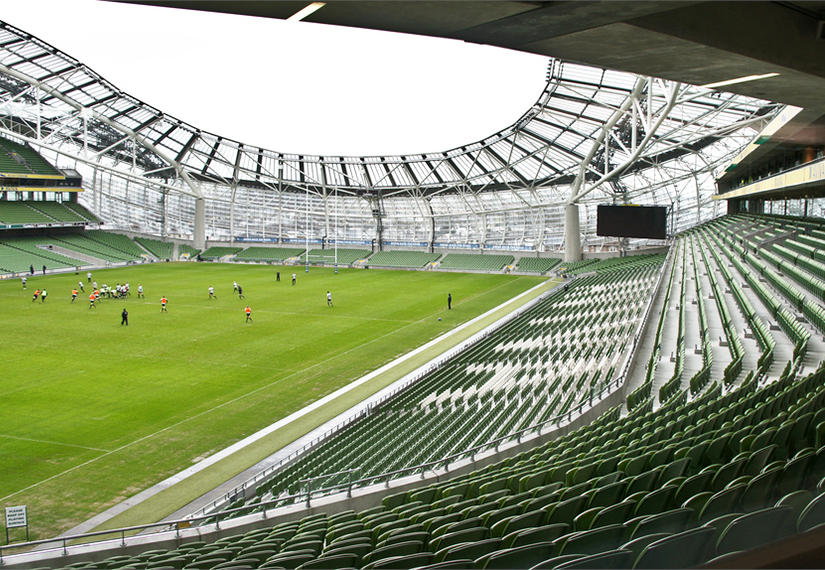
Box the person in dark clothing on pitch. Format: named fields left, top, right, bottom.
left=121, top=308, right=128, bottom=326
left=276, top=271, right=280, bottom=282
left=447, top=292, right=452, bottom=310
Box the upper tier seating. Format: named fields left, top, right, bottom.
left=516, top=256, right=561, bottom=273
left=439, top=253, right=515, bottom=271
left=367, top=250, right=441, bottom=268
left=235, top=246, right=306, bottom=262
left=302, top=248, right=372, bottom=265
left=0, top=136, right=61, bottom=177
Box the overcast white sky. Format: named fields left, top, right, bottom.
left=0, top=0, right=548, bottom=156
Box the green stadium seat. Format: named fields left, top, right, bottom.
left=429, top=527, right=489, bottom=552
left=476, top=542, right=555, bottom=569
left=362, top=541, right=425, bottom=566
left=556, top=524, right=625, bottom=556
left=633, top=527, right=716, bottom=569
left=740, top=466, right=782, bottom=511
left=434, top=537, right=502, bottom=562
left=619, top=532, right=671, bottom=560
left=797, top=492, right=825, bottom=532
left=546, top=496, right=588, bottom=526
left=555, top=549, right=634, bottom=569
left=410, top=560, right=475, bottom=569
left=503, top=523, right=571, bottom=548
left=362, top=552, right=434, bottom=569
left=698, top=483, right=746, bottom=522
left=590, top=500, right=637, bottom=530
left=716, top=506, right=796, bottom=556
left=633, top=486, right=677, bottom=517
left=490, top=509, right=547, bottom=537
left=629, top=508, right=693, bottom=540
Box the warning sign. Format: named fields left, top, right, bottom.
left=5, top=506, right=27, bottom=529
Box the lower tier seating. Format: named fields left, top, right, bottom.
left=439, top=253, right=515, bottom=271
left=201, top=246, right=243, bottom=260
left=22, top=201, right=88, bottom=223
left=52, top=363, right=825, bottom=570
left=515, top=257, right=561, bottom=273
left=135, top=237, right=174, bottom=259
left=367, top=250, right=441, bottom=268
left=235, top=247, right=306, bottom=262
left=0, top=236, right=83, bottom=272
left=302, top=248, right=372, bottom=265
left=179, top=244, right=201, bottom=258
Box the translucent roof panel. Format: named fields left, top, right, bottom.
left=0, top=19, right=780, bottom=205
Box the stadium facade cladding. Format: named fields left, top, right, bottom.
left=0, top=20, right=782, bottom=254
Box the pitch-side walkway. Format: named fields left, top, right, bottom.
left=65, top=277, right=561, bottom=537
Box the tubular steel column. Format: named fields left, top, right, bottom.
left=564, top=203, right=582, bottom=262
left=194, top=197, right=205, bottom=250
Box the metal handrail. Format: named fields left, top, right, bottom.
left=0, top=492, right=312, bottom=564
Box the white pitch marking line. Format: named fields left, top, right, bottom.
left=1, top=277, right=538, bottom=504
left=0, top=434, right=111, bottom=453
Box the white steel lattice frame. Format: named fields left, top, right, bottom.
left=0, top=21, right=781, bottom=252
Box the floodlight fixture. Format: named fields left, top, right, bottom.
left=700, top=72, right=780, bottom=90
left=287, top=2, right=326, bottom=22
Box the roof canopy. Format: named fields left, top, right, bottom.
left=0, top=20, right=778, bottom=201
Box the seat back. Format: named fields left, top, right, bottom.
left=716, top=506, right=796, bottom=556
left=634, top=527, right=716, bottom=569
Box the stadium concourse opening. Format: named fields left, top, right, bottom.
left=2, top=0, right=825, bottom=568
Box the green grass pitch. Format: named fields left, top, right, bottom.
left=0, top=262, right=543, bottom=540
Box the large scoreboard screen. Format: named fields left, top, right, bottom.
left=596, top=205, right=667, bottom=240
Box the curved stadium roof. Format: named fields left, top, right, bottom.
left=0, top=19, right=780, bottom=204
